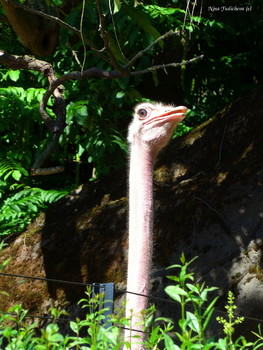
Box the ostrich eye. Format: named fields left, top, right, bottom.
left=138, top=108, right=148, bottom=119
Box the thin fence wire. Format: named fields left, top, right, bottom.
left=1, top=311, right=68, bottom=323
left=0, top=272, right=94, bottom=287
left=1, top=271, right=263, bottom=326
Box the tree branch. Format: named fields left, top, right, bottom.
left=0, top=50, right=66, bottom=174
left=11, top=0, right=110, bottom=63
left=0, top=50, right=50, bottom=72
left=96, top=0, right=126, bottom=71
left=0, top=42, right=204, bottom=175
left=30, top=134, right=64, bottom=175
left=38, top=55, right=204, bottom=113
left=130, top=54, right=204, bottom=75
left=124, top=30, right=180, bottom=68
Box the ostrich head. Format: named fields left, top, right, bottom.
left=128, top=102, right=188, bottom=153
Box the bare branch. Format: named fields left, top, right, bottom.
left=39, top=67, right=126, bottom=117
left=79, top=0, right=87, bottom=71
left=0, top=50, right=50, bottom=72
left=0, top=46, right=203, bottom=175
left=0, top=50, right=203, bottom=124
left=0, top=50, right=57, bottom=130
left=30, top=134, right=61, bottom=174
left=130, top=54, right=204, bottom=76
left=124, top=30, right=180, bottom=68
left=38, top=56, right=203, bottom=125
left=31, top=166, right=65, bottom=176
left=96, top=0, right=125, bottom=71
left=38, top=55, right=204, bottom=110
left=96, top=0, right=109, bottom=49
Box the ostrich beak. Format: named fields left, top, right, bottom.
left=145, top=106, right=188, bottom=125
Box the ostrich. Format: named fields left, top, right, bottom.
left=125, top=102, right=187, bottom=348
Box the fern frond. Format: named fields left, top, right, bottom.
left=0, top=188, right=69, bottom=236
left=0, top=159, right=28, bottom=182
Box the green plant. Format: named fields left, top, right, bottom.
left=163, top=254, right=263, bottom=350
left=0, top=187, right=69, bottom=236
left=0, top=305, right=37, bottom=350
left=1, top=255, right=263, bottom=349
left=216, top=291, right=244, bottom=346
left=164, top=254, right=219, bottom=349
left=214, top=291, right=263, bottom=350
left=1, top=0, right=262, bottom=190
left=69, top=288, right=122, bottom=349
left=0, top=159, right=29, bottom=199
left=0, top=156, right=69, bottom=238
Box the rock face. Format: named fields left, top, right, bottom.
left=0, top=85, right=262, bottom=336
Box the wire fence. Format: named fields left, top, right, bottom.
left=0, top=271, right=263, bottom=328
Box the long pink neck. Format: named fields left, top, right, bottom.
left=125, top=140, right=156, bottom=348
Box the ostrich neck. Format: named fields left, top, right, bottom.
left=126, top=140, right=157, bottom=324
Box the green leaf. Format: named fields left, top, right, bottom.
left=216, top=338, right=228, bottom=349
left=162, top=332, right=176, bottom=349
left=123, top=5, right=161, bottom=42
left=186, top=311, right=200, bottom=333
left=107, top=33, right=127, bottom=64
left=113, top=0, right=122, bottom=11
left=200, top=286, right=218, bottom=300
left=186, top=283, right=199, bottom=294
left=50, top=332, right=64, bottom=342
left=77, top=144, right=86, bottom=157
left=70, top=321, right=79, bottom=334
left=27, top=203, right=38, bottom=212
left=52, top=0, right=63, bottom=6
left=116, top=91, right=125, bottom=99
left=11, top=170, right=22, bottom=181
left=165, top=285, right=188, bottom=302
left=180, top=253, right=186, bottom=264
left=167, top=264, right=182, bottom=269
left=0, top=257, right=11, bottom=272
left=35, top=346, right=48, bottom=350
left=10, top=204, right=21, bottom=213
left=9, top=70, right=20, bottom=82
left=0, top=86, right=26, bottom=99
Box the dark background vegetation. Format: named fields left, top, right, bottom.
left=0, top=0, right=262, bottom=237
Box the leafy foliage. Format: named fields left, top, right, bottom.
left=0, top=187, right=68, bottom=236
left=0, top=159, right=29, bottom=198
left=0, top=158, right=68, bottom=236
left=0, top=84, right=48, bottom=170
left=0, top=256, right=263, bottom=349
left=0, top=0, right=262, bottom=238
left=1, top=1, right=262, bottom=177
left=64, top=99, right=128, bottom=178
